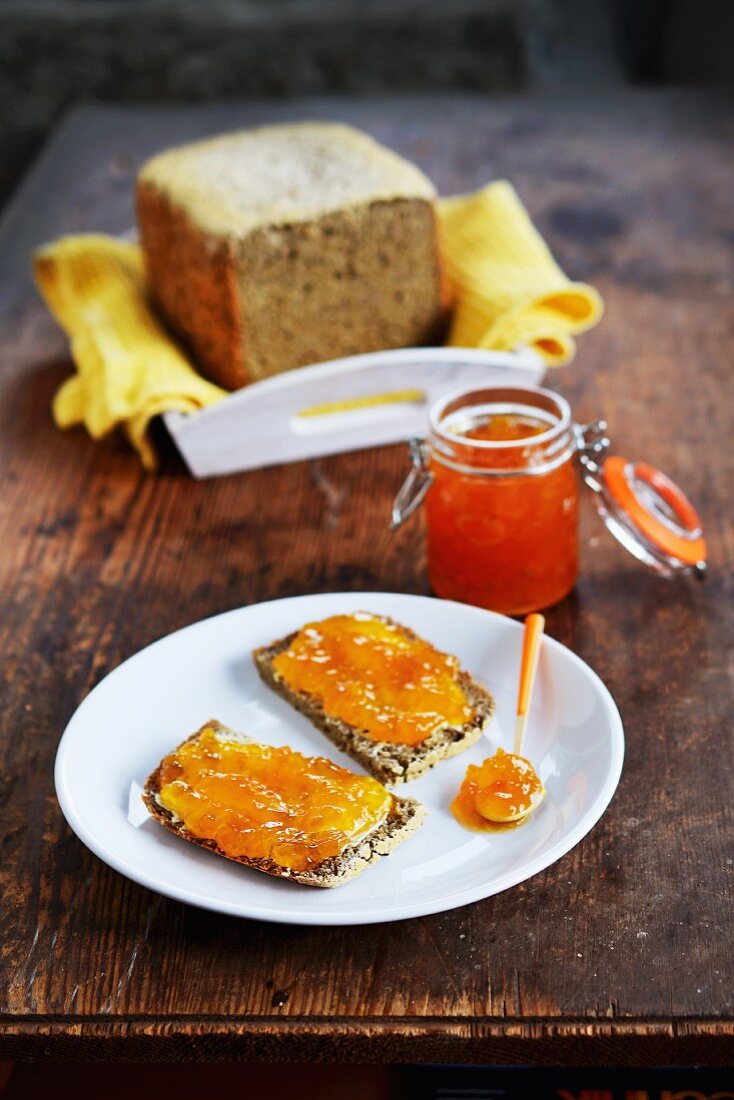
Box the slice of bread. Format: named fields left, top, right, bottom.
left=253, top=615, right=495, bottom=786
left=143, top=720, right=425, bottom=888
left=137, top=121, right=446, bottom=389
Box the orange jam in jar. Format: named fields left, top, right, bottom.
left=423, top=387, right=579, bottom=615
left=271, top=612, right=472, bottom=745
left=460, top=412, right=549, bottom=444
left=156, top=726, right=392, bottom=871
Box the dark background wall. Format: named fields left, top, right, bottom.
left=1, top=0, right=732, bottom=205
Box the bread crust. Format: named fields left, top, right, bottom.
left=253, top=615, right=495, bottom=785
left=137, top=179, right=250, bottom=390
left=143, top=720, right=426, bottom=888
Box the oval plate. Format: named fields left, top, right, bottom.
left=55, top=592, right=624, bottom=925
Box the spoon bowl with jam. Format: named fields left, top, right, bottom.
left=451, top=614, right=546, bottom=831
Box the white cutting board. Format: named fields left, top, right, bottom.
left=163, top=345, right=545, bottom=477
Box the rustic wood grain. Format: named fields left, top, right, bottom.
left=0, top=92, right=732, bottom=1063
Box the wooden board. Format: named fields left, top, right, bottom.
left=0, top=92, right=732, bottom=1063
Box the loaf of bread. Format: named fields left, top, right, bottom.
left=143, top=720, right=426, bottom=888
left=137, top=122, right=446, bottom=390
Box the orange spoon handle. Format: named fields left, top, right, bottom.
left=517, top=613, right=545, bottom=718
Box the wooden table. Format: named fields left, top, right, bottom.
left=1, top=92, right=732, bottom=1064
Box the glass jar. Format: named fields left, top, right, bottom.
left=391, top=384, right=706, bottom=615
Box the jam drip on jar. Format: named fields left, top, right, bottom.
left=450, top=748, right=545, bottom=832
left=272, top=613, right=473, bottom=745
left=157, top=727, right=392, bottom=871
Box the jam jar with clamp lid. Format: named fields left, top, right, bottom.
left=391, top=385, right=706, bottom=616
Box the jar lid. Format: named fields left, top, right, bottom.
left=578, top=434, right=707, bottom=578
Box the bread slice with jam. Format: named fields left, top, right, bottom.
left=143, top=720, right=425, bottom=888
left=253, top=613, right=495, bottom=786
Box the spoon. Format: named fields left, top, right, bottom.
left=513, top=612, right=545, bottom=758
left=475, top=613, right=546, bottom=825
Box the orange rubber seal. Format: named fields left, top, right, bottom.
left=603, top=456, right=706, bottom=568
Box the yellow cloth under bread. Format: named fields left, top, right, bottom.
left=438, top=182, right=603, bottom=365
left=35, top=183, right=603, bottom=469
left=35, top=235, right=226, bottom=470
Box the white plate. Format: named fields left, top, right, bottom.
left=55, top=592, right=624, bottom=926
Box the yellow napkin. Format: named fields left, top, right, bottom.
left=35, top=184, right=603, bottom=468
left=437, top=181, right=603, bottom=366
left=34, top=235, right=226, bottom=470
